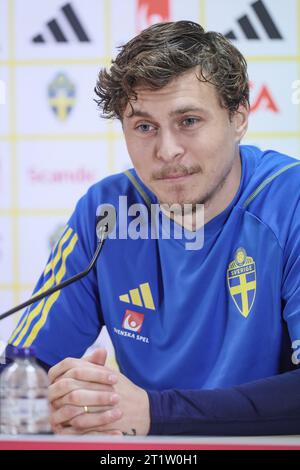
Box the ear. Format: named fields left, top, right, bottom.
left=232, top=104, right=249, bottom=143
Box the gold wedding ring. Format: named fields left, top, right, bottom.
left=83, top=405, right=89, bottom=413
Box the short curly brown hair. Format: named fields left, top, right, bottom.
left=94, top=21, right=249, bottom=120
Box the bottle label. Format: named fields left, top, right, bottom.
left=2, top=397, right=49, bottom=423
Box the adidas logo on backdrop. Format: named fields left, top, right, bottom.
left=32, top=2, right=90, bottom=44
left=225, top=0, right=283, bottom=40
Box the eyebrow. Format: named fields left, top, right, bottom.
left=127, top=106, right=209, bottom=119
left=170, top=106, right=208, bottom=117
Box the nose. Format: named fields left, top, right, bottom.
left=155, top=129, right=184, bottom=162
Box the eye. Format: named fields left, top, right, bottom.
left=136, top=123, right=156, bottom=133
left=181, top=117, right=200, bottom=127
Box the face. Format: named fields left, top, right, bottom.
left=122, top=68, right=248, bottom=209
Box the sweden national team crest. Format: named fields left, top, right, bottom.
left=48, top=73, right=76, bottom=121
left=227, top=247, right=256, bottom=318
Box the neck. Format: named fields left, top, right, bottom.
left=203, top=150, right=241, bottom=225
left=160, top=204, right=204, bottom=232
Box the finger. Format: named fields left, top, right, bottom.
left=49, top=357, right=86, bottom=384
left=51, top=403, right=114, bottom=426
left=86, top=348, right=108, bottom=366
left=50, top=404, right=84, bottom=427
left=69, top=408, right=123, bottom=433
left=53, top=388, right=120, bottom=409
left=49, top=377, right=115, bottom=403
left=49, top=360, right=117, bottom=386
left=49, top=358, right=103, bottom=384
left=58, top=366, right=118, bottom=386
left=51, top=403, right=114, bottom=427
left=56, top=425, right=122, bottom=436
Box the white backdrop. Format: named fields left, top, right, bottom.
left=0, top=0, right=299, bottom=350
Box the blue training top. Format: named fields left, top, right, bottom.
left=7, top=145, right=300, bottom=435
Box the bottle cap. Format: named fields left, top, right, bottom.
left=12, top=346, right=37, bottom=359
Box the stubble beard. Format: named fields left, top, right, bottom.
left=158, top=160, right=235, bottom=211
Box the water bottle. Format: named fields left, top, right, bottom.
left=0, top=346, right=51, bottom=434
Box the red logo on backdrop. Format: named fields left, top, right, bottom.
left=28, top=167, right=94, bottom=184
left=136, top=0, right=170, bottom=32
left=250, top=82, right=279, bottom=113
left=122, top=310, right=145, bottom=333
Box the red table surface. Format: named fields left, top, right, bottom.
left=1, top=435, right=300, bottom=450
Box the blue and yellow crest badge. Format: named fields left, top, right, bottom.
left=48, top=73, right=76, bottom=122
left=227, top=247, right=256, bottom=318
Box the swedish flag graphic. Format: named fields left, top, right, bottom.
left=227, top=247, right=256, bottom=318
left=119, top=282, right=155, bottom=310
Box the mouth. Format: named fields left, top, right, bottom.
left=157, top=172, right=197, bottom=182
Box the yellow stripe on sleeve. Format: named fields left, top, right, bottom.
left=9, top=228, right=73, bottom=345
left=23, top=233, right=78, bottom=347
left=12, top=300, right=45, bottom=347
left=44, top=227, right=73, bottom=276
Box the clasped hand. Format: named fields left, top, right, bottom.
left=48, top=348, right=150, bottom=435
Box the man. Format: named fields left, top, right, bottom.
left=7, top=21, right=300, bottom=435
